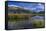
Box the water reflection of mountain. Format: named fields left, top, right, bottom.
left=32, top=16, right=44, bottom=19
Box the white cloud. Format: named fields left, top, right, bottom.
left=8, top=5, right=20, bottom=7
left=37, top=4, right=44, bottom=9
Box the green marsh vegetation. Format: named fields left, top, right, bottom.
left=8, top=15, right=29, bottom=21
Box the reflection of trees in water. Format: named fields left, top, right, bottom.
left=8, top=15, right=33, bottom=29
left=8, top=16, right=44, bottom=28
left=8, top=16, right=44, bottom=29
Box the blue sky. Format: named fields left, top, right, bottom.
left=8, top=1, right=45, bottom=12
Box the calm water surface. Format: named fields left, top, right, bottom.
left=8, top=16, right=44, bottom=29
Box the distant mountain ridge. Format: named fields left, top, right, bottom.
left=8, top=5, right=44, bottom=14
left=8, top=5, right=33, bottom=11
left=8, top=5, right=32, bottom=14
